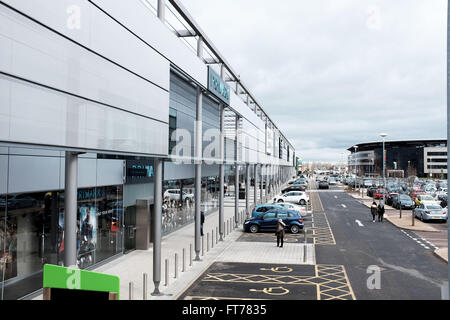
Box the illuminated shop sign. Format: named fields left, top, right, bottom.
left=207, top=66, right=230, bottom=104
left=125, top=160, right=154, bottom=184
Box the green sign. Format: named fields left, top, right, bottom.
left=208, top=67, right=230, bottom=104
left=43, top=264, right=120, bottom=299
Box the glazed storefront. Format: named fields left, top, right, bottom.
left=0, top=146, right=125, bottom=300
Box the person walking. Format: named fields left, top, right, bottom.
left=200, top=211, right=205, bottom=237
left=370, top=201, right=378, bottom=222
left=275, top=219, right=286, bottom=248
left=377, top=201, right=385, bottom=222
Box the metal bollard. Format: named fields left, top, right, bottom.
left=216, top=227, right=218, bottom=244
left=182, top=248, right=186, bottom=272
left=202, top=236, right=204, bottom=256
left=143, top=273, right=148, bottom=300
left=189, top=244, right=192, bottom=267
left=304, top=228, right=308, bottom=244
left=165, top=259, right=169, bottom=286
left=175, top=253, right=178, bottom=279
left=211, top=229, right=214, bottom=249
left=207, top=233, right=210, bottom=252
left=303, top=245, right=307, bottom=263
left=129, top=282, right=134, bottom=300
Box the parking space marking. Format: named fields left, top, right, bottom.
left=181, top=263, right=355, bottom=300
left=400, top=229, right=438, bottom=250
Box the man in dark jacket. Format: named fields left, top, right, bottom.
left=377, top=202, right=385, bottom=222
left=200, top=211, right=205, bottom=237
left=275, top=219, right=286, bottom=248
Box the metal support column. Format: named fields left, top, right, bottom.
left=234, top=117, right=239, bottom=228
left=194, top=38, right=203, bottom=260
left=64, top=151, right=78, bottom=268
left=254, top=164, right=258, bottom=207
left=152, top=158, right=163, bottom=296
left=260, top=164, right=264, bottom=204
left=194, top=86, right=203, bottom=261
left=157, top=0, right=166, bottom=20
left=245, top=163, right=250, bottom=218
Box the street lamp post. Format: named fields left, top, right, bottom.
left=353, top=146, right=358, bottom=190
left=380, top=133, right=388, bottom=205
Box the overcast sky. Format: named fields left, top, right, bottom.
left=182, top=0, right=447, bottom=163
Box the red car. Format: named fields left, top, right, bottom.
left=373, top=189, right=387, bottom=199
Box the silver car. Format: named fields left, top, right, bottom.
left=414, top=203, right=448, bottom=222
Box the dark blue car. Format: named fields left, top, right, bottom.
left=244, top=209, right=304, bottom=234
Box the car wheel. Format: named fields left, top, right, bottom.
left=277, top=199, right=284, bottom=203
left=249, top=224, right=259, bottom=233
left=299, top=199, right=306, bottom=205
left=290, top=225, right=300, bottom=234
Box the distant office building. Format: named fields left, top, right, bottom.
left=347, top=139, right=447, bottom=178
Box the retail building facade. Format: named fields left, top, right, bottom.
left=0, top=0, right=296, bottom=299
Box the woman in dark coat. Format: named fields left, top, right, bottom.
left=377, top=202, right=385, bottom=222
left=275, top=219, right=286, bottom=248
left=370, top=201, right=378, bottom=222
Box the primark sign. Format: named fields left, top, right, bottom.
left=207, top=66, right=230, bottom=105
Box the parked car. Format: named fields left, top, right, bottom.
left=276, top=202, right=308, bottom=216
left=436, top=195, right=448, bottom=208
left=282, top=184, right=306, bottom=194
left=414, top=194, right=438, bottom=207
left=386, top=193, right=399, bottom=206
left=367, top=187, right=377, bottom=197
left=243, top=209, right=304, bottom=234
left=328, top=177, right=337, bottom=185
left=414, top=203, right=448, bottom=222
left=318, top=181, right=329, bottom=189
left=392, top=194, right=415, bottom=209
left=252, top=204, right=284, bottom=217
left=364, top=179, right=373, bottom=187
left=373, top=189, right=387, bottom=200
left=273, top=191, right=309, bottom=205
left=163, top=189, right=194, bottom=202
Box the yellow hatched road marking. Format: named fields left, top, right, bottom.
left=200, top=264, right=356, bottom=300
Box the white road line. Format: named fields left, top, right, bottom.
left=355, top=220, right=364, bottom=227
left=341, top=204, right=347, bottom=208
left=334, top=195, right=338, bottom=199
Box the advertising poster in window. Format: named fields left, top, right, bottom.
left=78, top=205, right=97, bottom=268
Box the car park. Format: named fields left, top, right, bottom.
left=243, top=209, right=304, bottom=234
left=163, top=189, right=194, bottom=202
left=414, top=203, right=448, bottom=222
left=318, top=181, right=329, bottom=189
left=276, top=202, right=308, bottom=216
left=367, top=187, right=377, bottom=197
left=251, top=204, right=284, bottom=217
left=273, top=191, right=309, bottom=205
left=386, top=193, right=398, bottom=206
left=414, top=194, right=438, bottom=207
left=392, top=194, right=414, bottom=209
left=282, top=184, right=306, bottom=194
left=373, top=189, right=387, bottom=200
left=436, top=194, right=448, bottom=208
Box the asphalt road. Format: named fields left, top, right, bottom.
left=315, top=183, right=448, bottom=300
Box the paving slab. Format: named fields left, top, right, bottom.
left=434, top=248, right=448, bottom=263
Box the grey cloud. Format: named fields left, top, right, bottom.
left=183, top=0, right=447, bottom=161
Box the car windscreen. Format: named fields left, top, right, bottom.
left=399, top=196, right=411, bottom=201
left=426, top=205, right=442, bottom=210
